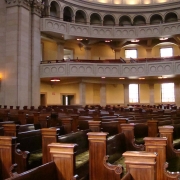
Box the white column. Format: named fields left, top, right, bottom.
left=175, top=83, right=180, bottom=108
left=5, top=2, right=31, bottom=107
left=100, top=84, right=106, bottom=107
left=57, top=42, right=64, bottom=60
left=84, top=47, right=91, bottom=59
left=149, top=84, right=154, bottom=105
left=31, top=5, right=43, bottom=108
left=79, top=82, right=86, bottom=106
left=123, top=84, right=129, bottom=106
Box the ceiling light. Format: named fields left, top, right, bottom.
left=119, top=78, right=125, bottom=79
left=159, top=37, right=168, bottom=41
left=131, top=40, right=139, bottom=42
left=139, top=78, right=145, bottom=80
left=77, top=39, right=83, bottom=41
left=50, top=78, right=60, bottom=82
left=105, top=40, right=111, bottom=43
left=158, top=76, right=167, bottom=79
left=101, top=77, right=106, bottom=79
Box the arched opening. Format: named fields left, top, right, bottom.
left=90, top=13, right=101, bottom=25
left=150, top=14, right=163, bottom=25
left=63, top=6, right=73, bottom=22
left=165, top=12, right=178, bottom=23
left=50, top=1, right=60, bottom=18
left=119, top=16, right=131, bottom=26
left=75, top=10, right=86, bottom=24
left=103, top=15, right=115, bottom=26
left=133, top=15, right=146, bottom=26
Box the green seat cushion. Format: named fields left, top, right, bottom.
left=167, top=157, right=180, bottom=172
left=173, top=138, right=180, bottom=146
left=75, top=151, right=89, bottom=169
left=113, top=156, right=126, bottom=176
left=28, top=150, right=42, bottom=169
left=135, top=137, right=144, bottom=145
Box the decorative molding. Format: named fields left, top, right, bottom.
left=5, top=0, right=44, bottom=15
left=41, top=18, right=180, bottom=39
left=40, top=60, right=180, bottom=78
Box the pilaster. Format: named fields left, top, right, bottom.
left=149, top=84, right=154, bottom=105
left=79, top=82, right=86, bottom=106
left=100, top=84, right=106, bottom=107
left=57, top=42, right=64, bottom=60
left=123, top=84, right=129, bottom=106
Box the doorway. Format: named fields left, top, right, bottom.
left=62, top=95, right=75, bottom=105
left=40, top=93, right=47, bottom=106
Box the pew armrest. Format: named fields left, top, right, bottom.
left=132, top=138, right=145, bottom=151
left=164, top=162, right=180, bottom=179
left=103, top=155, right=123, bottom=175
left=14, top=144, right=30, bottom=173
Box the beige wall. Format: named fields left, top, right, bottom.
left=43, top=41, right=58, bottom=60
left=121, top=45, right=147, bottom=59
left=40, top=82, right=79, bottom=105
left=91, top=43, right=114, bottom=60
left=139, top=84, right=149, bottom=103
left=106, top=84, right=124, bottom=104
left=152, top=43, right=179, bottom=57
left=154, top=83, right=161, bottom=103
left=42, top=40, right=180, bottom=61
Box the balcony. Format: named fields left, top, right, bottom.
left=40, top=57, right=180, bottom=78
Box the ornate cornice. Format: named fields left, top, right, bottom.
left=5, top=0, right=44, bottom=15
left=5, top=0, right=31, bottom=9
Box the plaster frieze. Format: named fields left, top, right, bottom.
left=41, top=18, right=180, bottom=39
left=40, top=60, right=180, bottom=78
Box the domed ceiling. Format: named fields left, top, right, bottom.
left=85, top=0, right=177, bottom=5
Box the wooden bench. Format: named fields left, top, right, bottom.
left=88, top=131, right=157, bottom=180
left=41, top=128, right=91, bottom=179
left=5, top=143, right=79, bottom=180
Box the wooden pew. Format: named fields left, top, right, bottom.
left=5, top=143, right=78, bottom=180
left=88, top=132, right=157, bottom=180
left=41, top=128, right=90, bottom=179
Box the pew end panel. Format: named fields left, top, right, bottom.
left=122, top=151, right=157, bottom=180
left=48, top=143, right=77, bottom=180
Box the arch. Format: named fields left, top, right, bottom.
left=164, top=12, right=178, bottom=23
left=63, top=6, right=74, bottom=22
left=119, top=15, right=132, bottom=26
left=75, top=10, right=87, bottom=24
left=133, top=15, right=146, bottom=26
left=150, top=14, right=163, bottom=25
left=50, top=1, right=60, bottom=18
left=103, top=14, right=115, bottom=26
left=90, top=13, right=102, bottom=25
